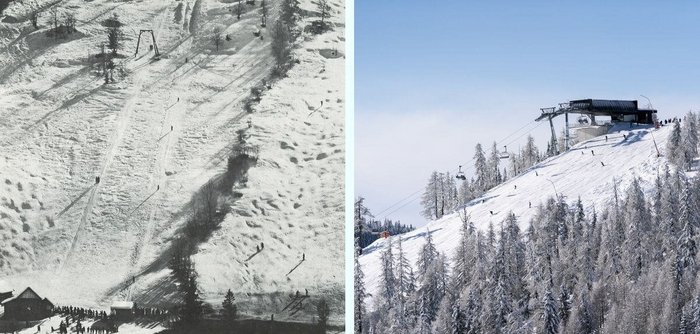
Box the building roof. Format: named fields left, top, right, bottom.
left=110, top=301, right=134, bottom=309
left=537, top=98, right=657, bottom=122
left=1, top=287, right=51, bottom=306
left=568, top=99, right=656, bottom=114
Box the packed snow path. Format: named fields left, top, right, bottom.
left=360, top=124, right=674, bottom=307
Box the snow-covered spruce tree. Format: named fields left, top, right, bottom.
left=691, top=295, right=700, bottom=334
left=354, top=196, right=373, bottom=253
left=393, top=236, right=415, bottom=332
left=667, top=119, right=683, bottom=166
left=676, top=177, right=697, bottom=283
left=661, top=168, right=682, bottom=255
left=444, top=172, right=459, bottom=214
left=503, top=212, right=528, bottom=309
left=488, top=142, right=502, bottom=189
left=509, top=153, right=520, bottom=178
left=433, top=292, right=456, bottom=334
left=522, top=135, right=540, bottom=170
left=416, top=256, right=446, bottom=332
left=463, top=288, right=481, bottom=334
left=420, top=171, right=442, bottom=220
left=473, top=143, right=488, bottom=196
left=379, top=238, right=396, bottom=306
left=452, top=213, right=475, bottom=290
left=681, top=111, right=699, bottom=171
left=479, top=225, right=511, bottom=333
left=354, top=242, right=367, bottom=334
left=564, top=288, right=593, bottom=334
left=622, top=177, right=651, bottom=280
left=542, top=281, right=560, bottom=334
left=450, top=302, right=467, bottom=334
left=417, top=229, right=438, bottom=277
left=458, top=178, right=475, bottom=205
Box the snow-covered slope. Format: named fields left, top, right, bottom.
left=360, top=123, right=673, bottom=306
left=0, top=0, right=344, bottom=325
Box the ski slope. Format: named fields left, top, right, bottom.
left=360, top=123, right=675, bottom=307
left=0, top=0, right=344, bottom=326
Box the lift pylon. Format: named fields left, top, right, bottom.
left=135, top=29, right=160, bottom=58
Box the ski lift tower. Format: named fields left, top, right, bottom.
left=135, top=29, right=160, bottom=58
left=536, top=105, right=569, bottom=155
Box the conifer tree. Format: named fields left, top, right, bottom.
left=421, top=171, right=442, bottom=220
left=354, top=243, right=366, bottom=334
left=450, top=302, right=466, bottom=334
left=221, top=289, right=237, bottom=325
left=676, top=177, right=696, bottom=281
left=667, top=120, right=683, bottom=165
left=543, top=283, right=560, bottom=334
left=473, top=143, right=488, bottom=195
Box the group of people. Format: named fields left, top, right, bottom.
left=55, top=305, right=108, bottom=321
left=661, top=117, right=681, bottom=125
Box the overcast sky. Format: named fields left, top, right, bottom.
left=355, top=1, right=700, bottom=227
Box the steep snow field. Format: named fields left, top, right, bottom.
left=360, top=123, right=674, bottom=307
left=0, top=0, right=344, bottom=326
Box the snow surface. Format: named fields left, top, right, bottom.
left=360, top=123, right=675, bottom=308
left=0, top=0, right=344, bottom=326
left=10, top=315, right=165, bottom=334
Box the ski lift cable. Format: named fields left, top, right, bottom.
left=372, top=119, right=544, bottom=219
left=382, top=193, right=423, bottom=220
left=456, top=120, right=544, bottom=173
left=373, top=188, right=425, bottom=217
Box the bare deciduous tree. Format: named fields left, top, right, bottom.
left=64, top=12, right=76, bottom=34
left=49, top=7, right=59, bottom=39
left=317, top=0, right=330, bottom=24
left=212, top=27, right=222, bottom=51
left=235, top=0, right=242, bottom=19
left=30, top=10, right=40, bottom=29
left=260, top=0, right=268, bottom=27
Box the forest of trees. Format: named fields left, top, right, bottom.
left=359, top=170, right=700, bottom=333
left=355, top=197, right=415, bottom=251
left=357, top=113, right=700, bottom=333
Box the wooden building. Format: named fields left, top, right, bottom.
left=1, top=287, right=53, bottom=321
left=110, top=301, right=135, bottom=322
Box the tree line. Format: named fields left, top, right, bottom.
left=355, top=197, right=415, bottom=251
